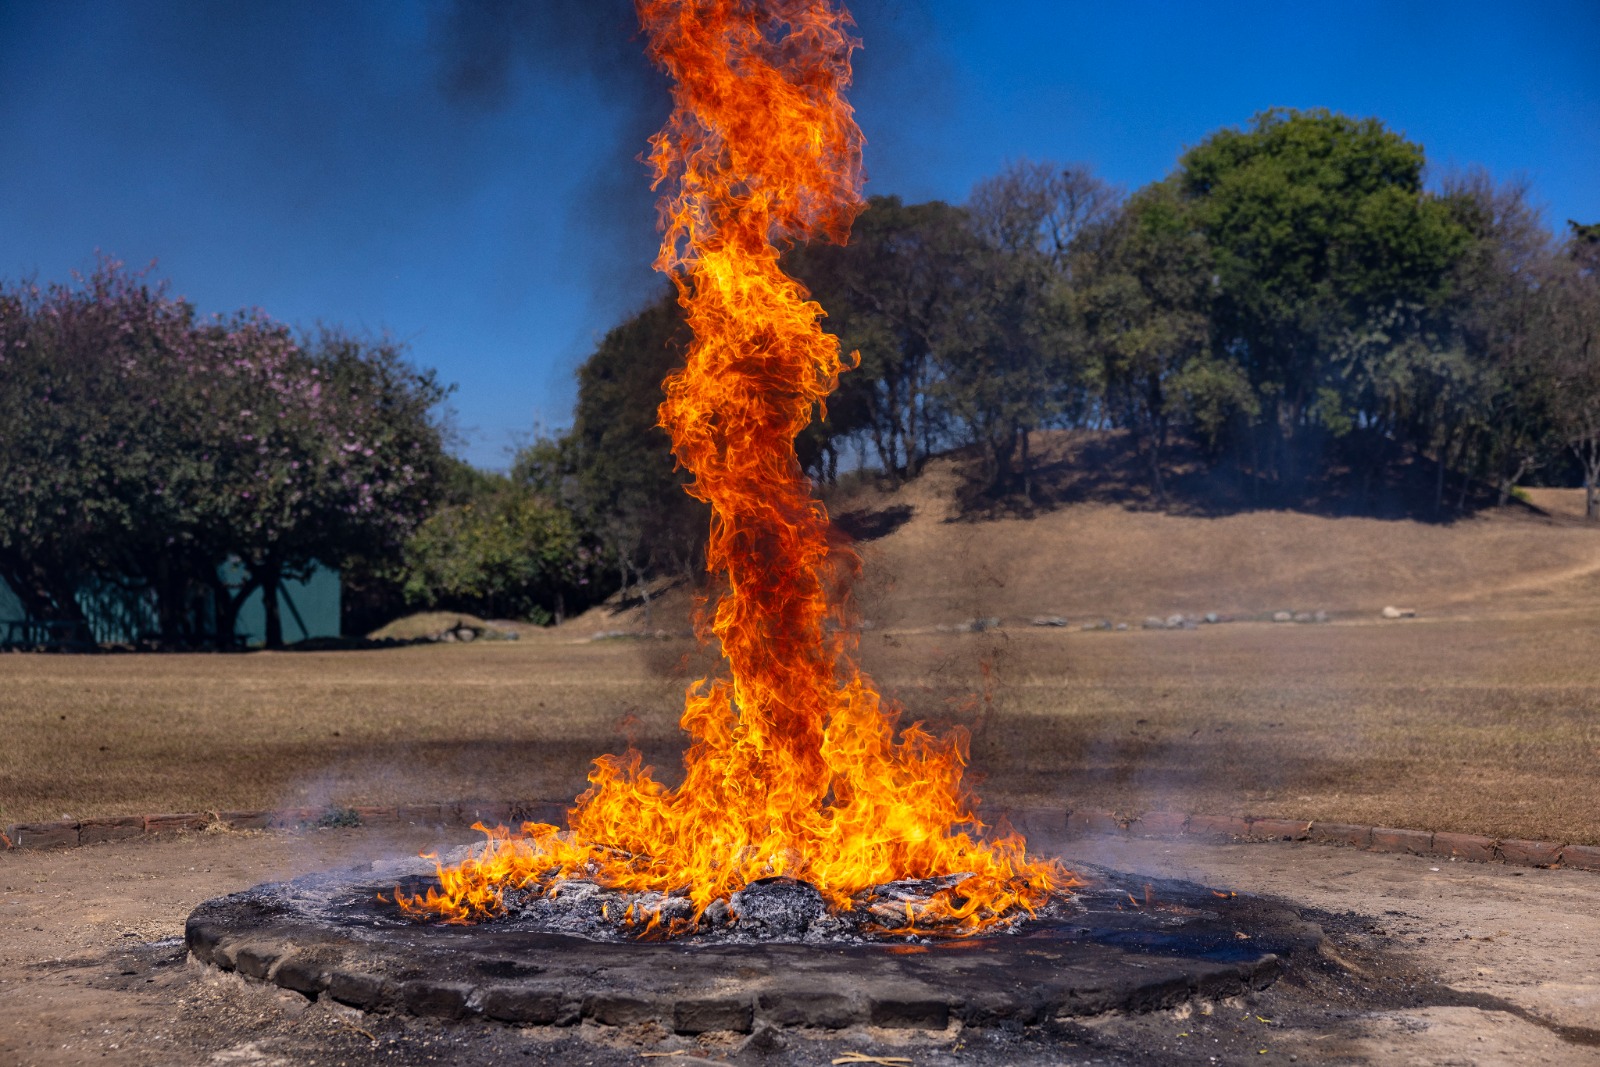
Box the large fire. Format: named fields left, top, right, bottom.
left=395, top=0, right=1072, bottom=937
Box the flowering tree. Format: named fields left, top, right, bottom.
left=194, top=324, right=450, bottom=646
left=0, top=262, right=206, bottom=629
left=0, top=261, right=450, bottom=646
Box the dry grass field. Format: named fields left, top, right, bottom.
left=2, top=461, right=1598, bottom=844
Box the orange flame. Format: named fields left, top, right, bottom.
left=394, top=0, right=1073, bottom=936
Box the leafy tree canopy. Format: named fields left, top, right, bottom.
left=0, top=260, right=452, bottom=646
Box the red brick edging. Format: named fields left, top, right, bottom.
left=4, top=802, right=1596, bottom=874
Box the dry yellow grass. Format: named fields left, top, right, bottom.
left=568, top=468, right=1600, bottom=632
left=853, top=466, right=1600, bottom=628
left=900, top=616, right=1600, bottom=845
left=3, top=474, right=1598, bottom=844
left=2, top=609, right=1597, bottom=844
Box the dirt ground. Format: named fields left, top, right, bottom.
left=3, top=826, right=1598, bottom=1066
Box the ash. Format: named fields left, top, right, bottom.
left=486, top=872, right=1077, bottom=945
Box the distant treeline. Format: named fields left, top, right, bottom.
left=523, top=107, right=1599, bottom=601
left=6, top=109, right=1597, bottom=641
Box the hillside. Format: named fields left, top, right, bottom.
left=856, top=469, right=1600, bottom=628
left=567, top=434, right=1600, bottom=636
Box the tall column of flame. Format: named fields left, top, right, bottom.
left=395, top=0, right=1070, bottom=935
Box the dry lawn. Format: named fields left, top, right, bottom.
left=3, top=608, right=1597, bottom=844
left=852, top=463, right=1600, bottom=629
left=4, top=468, right=1598, bottom=843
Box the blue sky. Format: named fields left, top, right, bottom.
left=2, top=0, right=1595, bottom=468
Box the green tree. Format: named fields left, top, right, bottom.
left=1441, top=172, right=1562, bottom=506
left=190, top=325, right=450, bottom=647
left=402, top=475, right=594, bottom=622
left=941, top=162, right=1118, bottom=497
left=0, top=262, right=452, bottom=647
left=787, top=195, right=977, bottom=482
left=0, top=262, right=209, bottom=631
left=1546, top=221, right=1600, bottom=518
left=565, top=287, right=705, bottom=606
left=1177, top=109, right=1473, bottom=490
left=1074, top=180, right=1249, bottom=500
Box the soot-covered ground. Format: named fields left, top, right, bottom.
left=5, top=826, right=1599, bottom=1065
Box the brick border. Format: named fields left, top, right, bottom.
left=1, top=799, right=569, bottom=853
left=1019, top=808, right=1598, bottom=873
left=5, top=802, right=1597, bottom=875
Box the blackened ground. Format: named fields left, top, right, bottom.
left=182, top=862, right=1318, bottom=1031
left=6, top=828, right=1600, bottom=1064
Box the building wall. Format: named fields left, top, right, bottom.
left=0, top=576, right=25, bottom=625
left=0, top=562, right=340, bottom=647
left=73, top=575, right=159, bottom=645
left=222, top=561, right=342, bottom=646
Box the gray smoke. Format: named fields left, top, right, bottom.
left=426, top=0, right=952, bottom=326
left=429, top=1, right=671, bottom=328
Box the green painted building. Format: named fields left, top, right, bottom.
left=0, top=562, right=339, bottom=648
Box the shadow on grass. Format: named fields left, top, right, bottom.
left=948, top=428, right=1553, bottom=527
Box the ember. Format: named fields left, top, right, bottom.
left=393, top=0, right=1070, bottom=935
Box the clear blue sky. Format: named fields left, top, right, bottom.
left=2, top=0, right=1595, bottom=468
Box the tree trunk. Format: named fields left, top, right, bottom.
left=1019, top=425, right=1032, bottom=501
left=1433, top=425, right=1455, bottom=515
left=905, top=365, right=919, bottom=478
left=917, top=392, right=936, bottom=477
left=1152, top=372, right=1171, bottom=506
left=990, top=425, right=1016, bottom=496
left=1575, top=442, right=1600, bottom=521
left=213, top=574, right=256, bottom=650
left=1251, top=426, right=1263, bottom=505
left=1148, top=414, right=1168, bottom=507
left=886, top=376, right=906, bottom=482
left=1277, top=402, right=1297, bottom=495
left=1456, top=430, right=1476, bottom=512
left=261, top=563, right=284, bottom=650
left=868, top=420, right=891, bottom=482
left=1497, top=455, right=1531, bottom=508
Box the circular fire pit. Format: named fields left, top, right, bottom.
left=185, top=859, right=1322, bottom=1033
